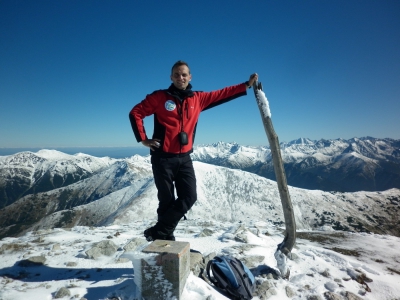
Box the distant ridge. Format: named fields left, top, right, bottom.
left=192, top=137, right=400, bottom=192
left=0, top=146, right=149, bottom=158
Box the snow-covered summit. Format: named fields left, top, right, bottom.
left=286, top=137, right=315, bottom=146
left=35, top=149, right=76, bottom=160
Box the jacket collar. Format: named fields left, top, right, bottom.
left=167, top=83, right=194, bottom=101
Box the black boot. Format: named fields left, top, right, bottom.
left=144, top=226, right=168, bottom=241
left=154, top=206, right=185, bottom=241
left=143, top=227, right=154, bottom=241
left=166, top=232, right=176, bottom=241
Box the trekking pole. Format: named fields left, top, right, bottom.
left=252, top=80, right=296, bottom=279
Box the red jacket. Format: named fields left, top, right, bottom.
left=129, top=83, right=247, bottom=156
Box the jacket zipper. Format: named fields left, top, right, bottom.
left=172, top=96, right=189, bottom=155
left=177, top=100, right=184, bottom=154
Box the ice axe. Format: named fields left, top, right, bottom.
left=252, top=80, right=296, bottom=279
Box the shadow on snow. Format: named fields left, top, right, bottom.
left=0, top=260, right=136, bottom=300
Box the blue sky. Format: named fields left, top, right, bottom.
left=1, top=0, right=399, bottom=148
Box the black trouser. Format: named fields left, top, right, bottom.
left=150, top=154, right=197, bottom=237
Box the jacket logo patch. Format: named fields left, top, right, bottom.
left=165, top=100, right=176, bottom=111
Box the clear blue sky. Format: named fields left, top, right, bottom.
left=1, top=0, right=399, bottom=148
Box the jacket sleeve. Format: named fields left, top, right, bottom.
left=129, top=92, right=159, bottom=142
left=199, top=83, right=247, bottom=111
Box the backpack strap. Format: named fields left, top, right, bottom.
left=206, top=259, right=219, bottom=286
left=230, top=258, right=254, bottom=299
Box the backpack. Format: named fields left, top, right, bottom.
left=206, top=255, right=255, bottom=300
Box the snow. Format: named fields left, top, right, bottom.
left=1, top=220, right=400, bottom=300
left=1, top=144, right=400, bottom=299
left=256, top=89, right=271, bottom=118
left=11, top=156, right=399, bottom=243
left=274, top=250, right=289, bottom=278
left=36, top=149, right=76, bottom=160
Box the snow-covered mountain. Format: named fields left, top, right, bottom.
left=191, top=137, right=400, bottom=192
left=0, top=150, right=115, bottom=209
left=29, top=161, right=400, bottom=236
left=1, top=149, right=399, bottom=240
left=1, top=143, right=400, bottom=299
left=0, top=153, right=152, bottom=238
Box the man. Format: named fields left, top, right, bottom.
left=129, top=60, right=258, bottom=241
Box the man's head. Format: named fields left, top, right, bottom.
left=170, top=60, right=192, bottom=90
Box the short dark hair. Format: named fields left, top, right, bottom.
left=171, top=60, right=190, bottom=75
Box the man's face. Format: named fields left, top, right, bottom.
left=170, top=65, right=192, bottom=90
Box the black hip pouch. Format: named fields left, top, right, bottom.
left=179, top=131, right=188, bottom=145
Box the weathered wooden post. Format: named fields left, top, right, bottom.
left=253, top=80, right=296, bottom=278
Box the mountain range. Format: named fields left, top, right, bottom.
left=0, top=137, right=399, bottom=240
left=192, top=137, right=400, bottom=192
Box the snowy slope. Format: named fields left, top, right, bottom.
left=0, top=150, right=116, bottom=208
left=20, top=161, right=400, bottom=239
left=0, top=159, right=154, bottom=238
left=1, top=219, right=400, bottom=300
left=1, top=145, right=400, bottom=240
left=0, top=146, right=400, bottom=299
